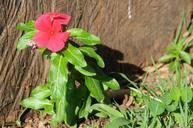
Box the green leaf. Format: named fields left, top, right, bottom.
left=177, top=37, right=187, bottom=50
left=51, top=75, right=87, bottom=126
left=63, top=43, right=87, bottom=67
left=85, top=76, right=105, bottom=102
left=31, top=84, right=51, bottom=99
left=67, top=28, right=101, bottom=45
left=148, top=100, right=165, bottom=116
left=79, top=46, right=105, bottom=68
left=38, top=48, right=46, bottom=54
left=51, top=96, right=66, bottom=125
left=102, top=77, right=120, bottom=90
left=65, top=77, right=87, bottom=126
left=49, top=54, right=68, bottom=100
left=17, top=30, right=36, bottom=50
left=173, top=113, right=183, bottom=125
left=91, top=104, right=124, bottom=120
left=180, top=51, right=191, bottom=64
left=168, top=61, right=180, bottom=72
left=16, top=21, right=35, bottom=32
left=78, top=96, right=92, bottom=119
left=166, top=44, right=179, bottom=56
left=180, top=87, right=193, bottom=103
left=170, top=87, right=181, bottom=102
left=159, top=54, right=175, bottom=63
left=79, top=61, right=119, bottom=92
left=95, top=112, right=108, bottom=118
left=65, top=80, right=78, bottom=126
left=105, top=117, right=130, bottom=128
left=161, top=93, right=172, bottom=105
left=166, top=101, right=178, bottom=112
left=21, top=97, right=54, bottom=113
left=174, top=14, right=185, bottom=44
left=75, top=64, right=96, bottom=76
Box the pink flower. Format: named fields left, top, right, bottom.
left=33, top=13, right=71, bottom=52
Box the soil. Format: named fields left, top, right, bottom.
left=1, top=110, right=109, bottom=128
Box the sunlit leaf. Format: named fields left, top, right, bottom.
left=51, top=96, right=66, bottom=125
left=16, top=21, right=35, bottom=32
left=95, top=112, right=108, bottom=118
left=170, top=87, right=181, bottom=102
left=91, top=104, right=124, bottom=120
left=177, top=37, right=186, bottom=50
left=31, top=84, right=51, bottom=99
left=49, top=54, right=68, bottom=100
left=21, top=97, right=54, bottom=114
left=148, top=100, right=165, bottom=116
left=161, top=92, right=172, bottom=105
left=181, top=87, right=193, bottom=103
left=63, top=43, right=87, bottom=67
left=166, top=44, right=179, bottom=55
left=105, top=117, right=130, bottom=128
left=17, top=30, right=36, bottom=50
left=85, top=76, right=104, bottom=102
left=67, top=28, right=101, bottom=45
left=159, top=54, right=175, bottom=63
left=180, top=51, right=191, bottom=64
left=168, top=61, right=180, bottom=72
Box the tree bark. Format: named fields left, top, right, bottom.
left=0, top=0, right=192, bottom=122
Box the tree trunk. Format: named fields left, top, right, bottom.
left=0, top=0, right=192, bottom=122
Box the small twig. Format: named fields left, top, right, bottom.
left=16, top=108, right=28, bottom=127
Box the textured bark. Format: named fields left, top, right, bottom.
left=0, top=0, right=54, bottom=122
left=0, top=0, right=192, bottom=122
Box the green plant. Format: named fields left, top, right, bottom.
left=159, top=14, right=193, bottom=73
left=16, top=13, right=120, bottom=127
left=92, top=68, right=193, bottom=128
left=90, top=103, right=130, bottom=128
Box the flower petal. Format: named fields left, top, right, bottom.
left=33, top=31, right=50, bottom=48
left=47, top=32, right=70, bottom=52
left=51, top=21, right=62, bottom=33
left=47, top=12, right=71, bottom=25
left=35, top=14, right=52, bottom=32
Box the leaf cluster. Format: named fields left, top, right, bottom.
left=159, top=15, right=193, bottom=72
left=16, top=22, right=120, bottom=127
